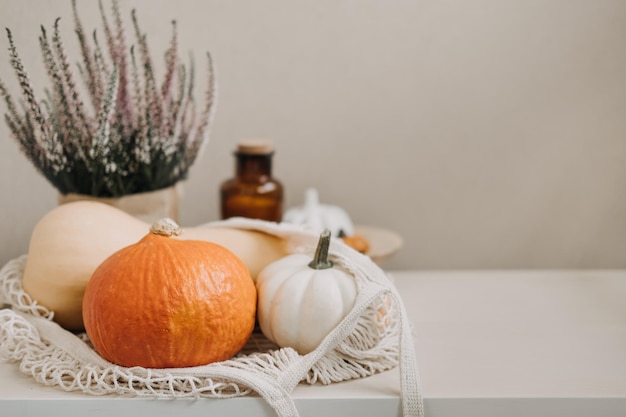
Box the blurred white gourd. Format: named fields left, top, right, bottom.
left=283, top=188, right=354, bottom=237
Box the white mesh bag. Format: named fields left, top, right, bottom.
left=0, top=218, right=423, bottom=417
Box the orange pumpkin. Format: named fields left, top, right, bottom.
left=82, top=218, right=257, bottom=368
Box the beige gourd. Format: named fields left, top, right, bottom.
left=22, top=201, right=289, bottom=331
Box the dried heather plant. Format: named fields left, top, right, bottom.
left=0, top=0, right=216, bottom=197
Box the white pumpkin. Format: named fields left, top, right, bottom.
left=282, top=188, right=354, bottom=237
left=256, top=230, right=358, bottom=354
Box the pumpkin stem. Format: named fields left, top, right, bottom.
left=304, top=188, right=320, bottom=209
left=150, top=218, right=183, bottom=237
left=308, top=229, right=333, bottom=270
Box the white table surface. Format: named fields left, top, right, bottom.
left=2, top=269, right=626, bottom=416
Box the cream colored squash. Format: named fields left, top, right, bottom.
left=22, top=200, right=288, bottom=331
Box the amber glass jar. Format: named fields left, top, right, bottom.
left=220, top=140, right=284, bottom=222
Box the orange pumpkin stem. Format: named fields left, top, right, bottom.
left=150, top=218, right=183, bottom=237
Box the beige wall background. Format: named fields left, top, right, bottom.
left=0, top=0, right=625, bottom=270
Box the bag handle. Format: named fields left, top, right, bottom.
left=215, top=218, right=425, bottom=417
left=276, top=281, right=424, bottom=417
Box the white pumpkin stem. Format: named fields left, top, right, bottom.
left=150, top=218, right=183, bottom=237
left=308, top=229, right=333, bottom=270
left=304, top=188, right=319, bottom=209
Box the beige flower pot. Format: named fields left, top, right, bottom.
left=57, top=183, right=182, bottom=223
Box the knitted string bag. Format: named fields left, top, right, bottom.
left=0, top=217, right=424, bottom=417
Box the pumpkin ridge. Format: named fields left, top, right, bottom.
left=270, top=268, right=314, bottom=348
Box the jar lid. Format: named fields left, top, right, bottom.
left=236, top=139, right=274, bottom=155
